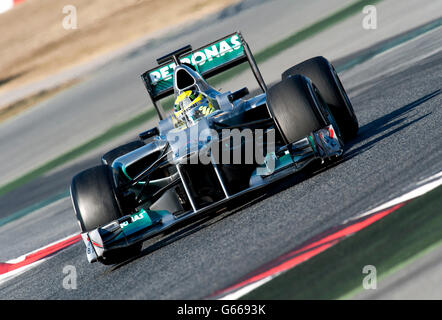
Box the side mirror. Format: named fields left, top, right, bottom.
left=139, top=127, right=159, bottom=140
left=228, top=87, right=249, bottom=103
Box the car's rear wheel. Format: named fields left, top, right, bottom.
left=70, top=165, right=142, bottom=263
left=267, top=74, right=327, bottom=144
left=282, top=56, right=358, bottom=141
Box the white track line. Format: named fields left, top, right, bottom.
left=347, top=170, right=442, bottom=222
left=0, top=233, right=79, bottom=286
left=5, top=232, right=79, bottom=264
left=0, top=259, right=48, bottom=285
left=220, top=276, right=275, bottom=300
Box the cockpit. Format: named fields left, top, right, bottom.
left=171, top=64, right=221, bottom=128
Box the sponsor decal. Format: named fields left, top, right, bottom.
left=148, top=34, right=244, bottom=96
left=120, top=211, right=146, bottom=228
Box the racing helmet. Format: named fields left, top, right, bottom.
left=172, top=89, right=216, bottom=127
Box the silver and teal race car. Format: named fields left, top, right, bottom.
left=70, top=32, right=358, bottom=264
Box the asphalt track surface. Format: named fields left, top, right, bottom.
left=0, top=0, right=441, bottom=299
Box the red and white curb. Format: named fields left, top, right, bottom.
left=0, top=233, right=81, bottom=285
left=213, top=171, right=442, bottom=300
left=0, top=0, right=25, bottom=14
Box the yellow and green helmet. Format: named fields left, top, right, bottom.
left=173, top=89, right=216, bottom=127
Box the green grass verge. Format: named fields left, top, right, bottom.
left=0, top=0, right=382, bottom=196
left=242, top=185, right=442, bottom=299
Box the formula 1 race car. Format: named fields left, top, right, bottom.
left=70, top=32, right=358, bottom=264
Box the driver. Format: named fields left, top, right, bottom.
left=172, top=89, right=216, bottom=128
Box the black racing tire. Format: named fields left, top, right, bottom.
left=267, top=75, right=326, bottom=144
left=70, top=165, right=142, bottom=264
left=101, top=140, right=145, bottom=166
left=282, top=56, right=358, bottom=141
left=70, top=165, right=122, bottom=232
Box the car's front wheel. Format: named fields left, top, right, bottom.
left=70, top=165, right=142, bottom=263
left=282, top=56, right=358, bottom=142
left=267, top=74, right=327, bottom=145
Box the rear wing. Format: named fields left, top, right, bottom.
left=141, top=32, right=267, bottom=119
